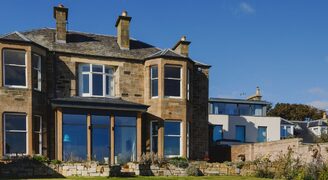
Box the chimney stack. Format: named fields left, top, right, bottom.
left=115, top=11, right=132, bottom=50
left=247, top=87, right=262, bottom=101
left=172, top=36, right=191, bottom=57
left=53, top=4, right=68, bottom=43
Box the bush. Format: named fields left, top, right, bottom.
left=50, top=159, right=62, bottom=165
left=253, top=156, right=275, bottom=179
left=33, top=155, right=49, bottom=163
left=186, top=165, right=203, bottom=176
left=168, top=157, right=189, bottom=169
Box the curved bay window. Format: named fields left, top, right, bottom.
left=79, top=64, right=114, bottom=97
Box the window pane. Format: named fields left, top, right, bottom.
left=92, top=74, right=103, bottom=96
left=236, top=126, right=245, bottom=142
left=33, top=116, right=41, bottom=132
left=225, top=104, right=238, bottom=115
left=164, top=136, right=180, bottom=156
left=4, top=49, right=25, bottom=65
left=83, top=74, right=89, bottom=93
left=82, top=65, right=90, bottom=72
left=152, top=122, right=158, bottom=136
left=115, top=116, right=137, bottom=164
left=164, top=66, right=180, bottom=78
left=92, top=65, right=103, bottom=72
left=32, top=69, right=38, bottom=89
left=254, top=105, right=263, bottom=116
left=164, top=79, right=180, bottom=97
left=5, top=65, right=26, bottom=86
left=239, top=104, right=250, bottom=116
left=92, top=115, right=110, bottom=163
left=5, top=132, right=26, bottom=154
left=63, top=114, right=87, bottom=161
left=151, top=66, right=158, bottom=78
left=106, top=76, right=113, bottom=96
left=213, top=125, right=223, bottom=142
left=151, top=79, right=158, bottom=97
left=257, top=127, right=267, bottom=142
left=105, top=67, right=114, bottom=74
left=33, top=132, right=40, bottom=154
left=5, top=114, right=26, bottom=130
left=32, top=54, right=40, bottom=69
left=115, top=116, right=137, bottom=126
left=152, top=136, right=158, bottom=153
left=164, top=122, right=180, bottom=135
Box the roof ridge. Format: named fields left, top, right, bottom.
left=14, top=31, right=31, bottom=41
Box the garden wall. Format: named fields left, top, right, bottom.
left=231, top=138, right=328, bottom=163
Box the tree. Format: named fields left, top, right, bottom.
left=267, top=103, right=324, bottom=121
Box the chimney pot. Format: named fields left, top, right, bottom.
left=122, top=11, right=128, bottom=16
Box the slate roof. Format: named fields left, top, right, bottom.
left=0, top=28, right=210, bottom=67
left=281, top=119, right=295, bottom=125
left=51, top=96, right=149, bottom=112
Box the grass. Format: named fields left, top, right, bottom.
left=29, top=176, right=267, bottom=180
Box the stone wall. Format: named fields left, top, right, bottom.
left=231, top=138, right=328, bottom=163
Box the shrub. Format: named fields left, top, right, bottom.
left=186, top=165, right=203, bottom=176
left=168, top=157, right=189, bottom=169
left=50, top=159, right=62, bottom=165
left=33, top=155, right=49, bottom=163
left=319, top=164, right=328, bottom=180
left=253, top=156, right=275, bottom=179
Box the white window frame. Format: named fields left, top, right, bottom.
left=3, top=49, right=27, bottom=88
left=164, top=65, right=182, bottom=99
left=3, top=113, right=28, bottom=156
left=33, top=115, right=42, bottom=155
left=164, top=120, right=182, bottom=158
left=79, top=64, right=115, bottom=97
left=150, top=66, right=158, bottom=98
left=150, top=121, right=158, bottom=153
left=32, top=54, right=42, bottom=91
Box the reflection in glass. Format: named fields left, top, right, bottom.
left=164, top=121, right=181, bottom=156
left=92, top=115, right=110, bottom=163
left=236, top=125, right=245, bottom=142
left=63, top=113, right=87, bottom=161
left=5, top=114, right=27, bottom=154
left=257, top=126, right=267, bottom=142
left=115, top=116, right=136, bottom=164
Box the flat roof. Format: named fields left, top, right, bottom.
left=209, top=97, right=270, bottom=105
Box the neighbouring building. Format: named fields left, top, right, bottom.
left=293, top=112, right=328, bottom=143
left=280, top=119, right=295, bottom=139
left=208, top=87, right=282, bottom=146
left=0, top=5, right=210, bottom=164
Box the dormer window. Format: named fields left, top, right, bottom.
left=79, top=64, right=114, bottom=97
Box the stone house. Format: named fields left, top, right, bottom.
left=0, top=5, right=210, bottom=164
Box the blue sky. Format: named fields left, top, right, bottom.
left=0, top=0, right=327, bottom=110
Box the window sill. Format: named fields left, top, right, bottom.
left=4, top=85, right=27, bottom=89
left=164, top=96, right=182, bottom=99
left=164, top=155, right=182, bottom=158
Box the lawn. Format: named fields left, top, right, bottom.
left=29, top=176, right=266, bottom=180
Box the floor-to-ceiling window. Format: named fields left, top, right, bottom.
left=63, top=113, right=87, bottom=161
left=235, top=125, right=246, bottom=142
left=114, top=116, right=137, bottom=164
left=150, top=121, right=158, bottom=153
left=91, top=115, right=110, bottom=163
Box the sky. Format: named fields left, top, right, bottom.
left=0, top=0, right=327, bottom=110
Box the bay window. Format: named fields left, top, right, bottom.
left=32, top=54, right=42, bottom=91
left=164, top=121, right=182, bottom=157
left=164, top=66, right=181, bottom=97
left=4, top=113, right=27, bottom=155
left=33, top=115, right=42, bottom=155
left=150, top=66, right=158, bottom=97
left=79, top=64, right=114, bottom=97
left=3, top=49, right=27, bottom=87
